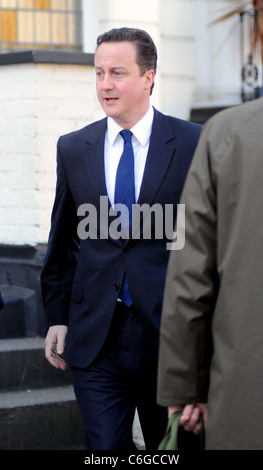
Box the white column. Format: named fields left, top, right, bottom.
left=82, top=0, right=98, bottom=53
left=193, top=0, right=242, bottom=107
left=160, top=0, right=196, bottom=119
left=193, top=0, right=212, bottom=103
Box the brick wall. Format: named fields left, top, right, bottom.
left=0, top=51, right=103, bottom=246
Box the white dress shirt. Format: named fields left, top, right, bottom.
left=104, top=106, right=154, bottom=207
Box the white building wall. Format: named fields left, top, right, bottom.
left=0, top=61, right=98, bottom=245
left=160, top=0, right=196, bottom=119
left=193, top=0, right=242, bottom=108
left=0, top=64, right=38, bottom=245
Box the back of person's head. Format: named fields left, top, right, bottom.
left=96, top=27, right=157, bottom=94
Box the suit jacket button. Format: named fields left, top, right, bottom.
left=113, top=283, right=120, bottom=291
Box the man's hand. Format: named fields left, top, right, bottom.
left=168, top=403, right=207, bottom=435
left=168, top=406, right=183, bottom=418
left=45, top=325, right=68, bottom=370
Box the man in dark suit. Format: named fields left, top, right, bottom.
left=41, top=27, right=201, bottom=450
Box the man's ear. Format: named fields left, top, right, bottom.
left=144, top=69, right=155, bottom=92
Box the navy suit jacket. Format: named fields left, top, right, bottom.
left=0, top=292, right=4, bottom=310
left=41, top=108, right=201, bottom=368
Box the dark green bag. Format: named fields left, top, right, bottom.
left=158, top=411, right=205, bottom=450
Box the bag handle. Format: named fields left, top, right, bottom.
left=158, top=411, right=205, bottom=450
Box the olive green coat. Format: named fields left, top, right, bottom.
left=157, top=97, right=263, bottom=449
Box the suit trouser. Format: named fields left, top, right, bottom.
left=71, top=302, right=168, bottom=450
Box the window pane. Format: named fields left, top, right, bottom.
left=67, top=11, right=81, bottom=44
left=35, top=10, right=50, bottom=43
left=17, top=0, right=34, bottom=8
left=1, top=10, right=17, bottom=41
left=0, top=1, right=17, bottom=8
left=70, top=0, right=81, bottom=11
left=51, top=12, right=66, bottom=43
left=35, top=0, right=50, bottom=10
left=17, top=11, right=33, bottom=42
left=51, top=0, right=81, bottom=12
left=51, top=0, right=67, bottom=10
left=0, top=0, right=82, bottom=51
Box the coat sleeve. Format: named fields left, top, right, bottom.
left=41, top=137, right=80, bottom=327
left=157, top=121, right=219, bottom=407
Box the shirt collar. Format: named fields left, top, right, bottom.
left=107, top=106, right=154, bottom=146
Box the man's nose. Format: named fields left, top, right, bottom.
left=101, top=73, right=114, bottom=90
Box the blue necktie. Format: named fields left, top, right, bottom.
left=114, top=130, right=135, bottom=306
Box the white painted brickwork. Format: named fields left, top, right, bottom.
left=0, top=61, right=102, bottom=245
left=0, top=64, right=37, bottom=245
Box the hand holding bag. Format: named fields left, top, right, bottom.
left=158, top=411, right=205, bottom=450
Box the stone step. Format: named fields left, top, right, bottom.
left=0, top=336, right=73, bottom=392
left=0, top=285, right=38, bottom=339
left=0, top=385, right=85, bottom=450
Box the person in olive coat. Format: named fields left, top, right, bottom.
left=158, top=97, right=263, bottom=450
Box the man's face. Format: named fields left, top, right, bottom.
left=95, top=41, right=154, bottom=129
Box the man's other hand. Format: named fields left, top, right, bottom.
left=45, top=325, right=68, bottom=370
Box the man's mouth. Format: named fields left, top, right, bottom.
left=105, top=97, right=118, bottom=102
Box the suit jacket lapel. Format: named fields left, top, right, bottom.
left=137, top=109, right=176, bottom=207
left=81, top=117, right=124, bottom=246
left=81, top=118, right=109, bottom=208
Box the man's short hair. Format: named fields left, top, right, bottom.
left=96, top=27, right=157, bottom=94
